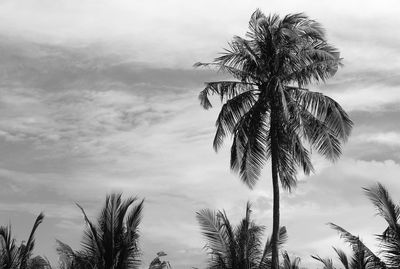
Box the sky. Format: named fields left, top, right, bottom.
left=0, top=0, right=400, bottom=268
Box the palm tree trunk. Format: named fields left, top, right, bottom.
left=270, top=83, right=280, bottom=269
left=270, top=124, right=280, bottom=269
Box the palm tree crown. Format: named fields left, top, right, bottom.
left=196, top=9, right=352, bottom=269
left=57, top=193, right=144, bottom=269
left=196, top=202, right=287, bottom=269
left=0, top=213, right=47, bottom=269
left=196, top=9, right=352, bottom=189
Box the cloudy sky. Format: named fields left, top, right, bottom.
left=0, top=0, right=400, bottom=268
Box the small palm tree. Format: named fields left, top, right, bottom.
left=281, top=251, right=301, bottom=269
left=319, top=183, right=400, bottom=269
left=26, top=256, right=52, bottom=269
left=148, top=251, right=171, bottom=269
left=312, top=246, right=369, bottom=269
left=0, top=213, right=48, bottom=269
left=196, top=9, right=352, bottom=269
left=196, top=202, right=287, bottom=269
left=57, top=193, right=144, bottom=269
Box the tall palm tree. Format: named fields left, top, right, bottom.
left=57, top=193, right=144, bottom=269
left=0, top=213, right=47, bottom=269
left=196, top=202, right=287, bottom=269
left=325, top=183, right=400, bottom=269
left=195, top=9, right=352, bottom=268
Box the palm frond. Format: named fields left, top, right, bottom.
left=20, top=212, right=45, bottom=269
left=329, top=223, right=386, bottom=269
left=333, top=247, right=349, bottom=269
left=196, top=209, right=229, bottom=256
left=231, top=101, right=270, bottom=188
left=311, top=255, right=335, bottom=269
left=289, top=87, right=353, bottom=142
left=76, top=203, right=103, bottom=260
left=364, top=183, right=400, bottom=267
left=199, top=81, right=256, bottom=110
left=213, top=90, right=258, bottom=151
left=364, top=183, right=400, bottom=233
left=284, top=41, right=342, bottom=86
left=260, top=226, right=288, bottom=267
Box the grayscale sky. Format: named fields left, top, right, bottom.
left=0, top=0, right=400, bottom=268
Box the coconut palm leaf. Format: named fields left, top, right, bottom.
left=196, top=209, right=229, bottom=257
left=259, top=226, right=288, bottom=268
left=329, top=223, right=386, bottom=269
left=311, top=255, right=336, bottom=269
left=20, top=212, right=45, bottom=269
left=76, top=203, right=103, bottom=262
left=363, top=183, right=400, bottom=268
left=332, top=247, right=349, bottom=269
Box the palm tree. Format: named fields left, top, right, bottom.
left=195, top=9, right=352, bottom=269
left=323, top=183, right=400, bottom=269
left=196, top=202, right=287, bottom=269
left=57, top=193, right=144, bottom=269
left=148, top=251, right=171, bottom=269
left=26, top=256, right=52, bottom=269
left=312, top=246, right=369, bottom=269
left=281, top=251, right=301, bottom=269
left=0, top=213, right=48, bottom=269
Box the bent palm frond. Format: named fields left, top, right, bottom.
left=196, top=209, right=229, bottom=256
left=199, top=81, right=256, bottom=110
left=259, top=226, right=288, bottom=268
left=332, top=247, right=349, bottom=269
left=312, top=255, right=336, bottom=269
left=214, top=90, right=258, bottom=151
left=20, top=212, right=45, bottom=269
left=364, top=183, right=400, bottom=268
left=329, top=223, right=386, bottom=269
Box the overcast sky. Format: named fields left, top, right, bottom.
left=0, top=0, right=400, bottom=268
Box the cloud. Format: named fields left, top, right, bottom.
left=355, top=132, right=400, bottom=147
left=327, top=82, right=400, bottom=112
left=1, top=0, right=399, bottom=68
left=0, top=1, right=399, bottom=269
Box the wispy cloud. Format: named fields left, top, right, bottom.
left=0, top=1, right=399, bottom=269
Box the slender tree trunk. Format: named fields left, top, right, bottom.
left=270, top=122, right=280, bottom=269
left=270, top=82, right=280, bottom=269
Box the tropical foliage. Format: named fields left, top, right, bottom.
left=196, top=202, right=288, bottom=269
left=312, top=245, right=370, bottom=269
left=0, top=213, right=49, bottom=269
left=56, top=193, right=144, bottom=269
left=148, top=251, right=171, bottom=269
left=196, top=9, right=352, bottom=269
left=314, top=183, right=400, bottom=269
left=282, top=251, right=301, bottom=269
